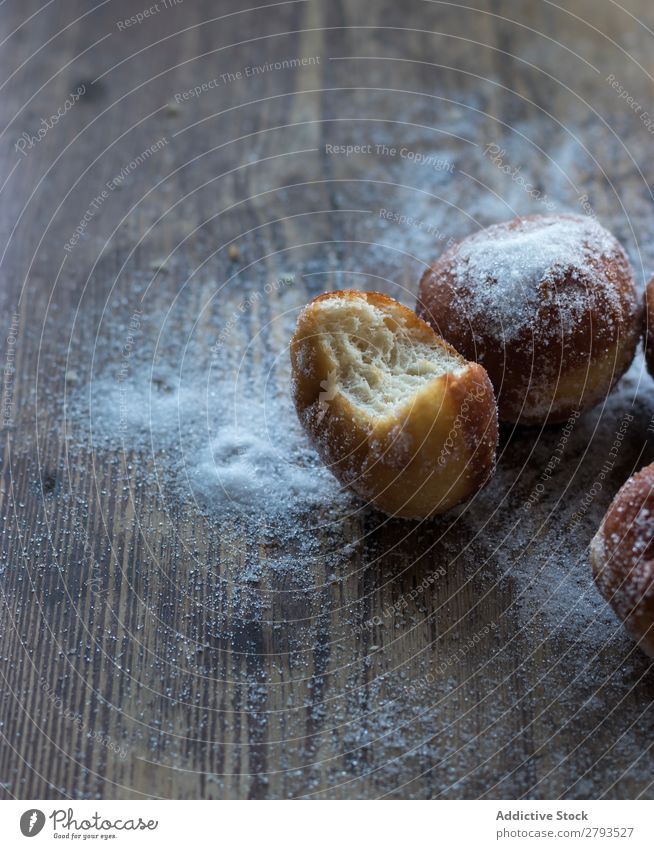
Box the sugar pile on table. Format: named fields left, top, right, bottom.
left=79, top=358, right=345, bottom=522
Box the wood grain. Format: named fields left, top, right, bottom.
left=1, top=0, right=654, bottom=800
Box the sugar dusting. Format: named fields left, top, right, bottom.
left=87, top=364, right=341, bottom=520
left=445, top=214, right=625, bottom=341
left=63, top=293, right=367, bottom=616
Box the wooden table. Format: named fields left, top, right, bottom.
left=1, top=0, right=654, bottom=800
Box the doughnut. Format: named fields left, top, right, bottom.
left=290, top=290, right=498, bottom=519
left=417, top=214, right=641, bottom=425
left=644, top=275, right=654, bottom=377
left=590, top=463, right=654, bottom=658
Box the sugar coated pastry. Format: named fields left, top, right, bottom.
left=591, top=462, right=654, bottom=658
left=417, top=214, right=641, bottom=424
left=290, top=290, right=498, bottom=519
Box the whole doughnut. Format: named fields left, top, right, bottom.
left=590, top=462, right=654, bottom=658
left=417, top=214, right=641, bottom=425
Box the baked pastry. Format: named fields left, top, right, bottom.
left=290, top=290, right=498, bottom=518
left=644, top=276, right=654, bottom=377
left=590, top=463, right=654, bottom=658
left=417, top=214, right=641, bottom=424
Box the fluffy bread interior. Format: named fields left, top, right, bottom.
left=315, top=297, right=466, bottom=416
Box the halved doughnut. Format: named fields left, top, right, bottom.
left=290, top=290, right=498, bottom=518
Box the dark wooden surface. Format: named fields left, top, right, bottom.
left=2, top=0, right=654, bottom=800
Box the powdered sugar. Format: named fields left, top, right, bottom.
left=446, top=214, right=625, bottom=341
left=188, top=398, right=342, bottom=515
left=83, top=359, right=345, bottom=523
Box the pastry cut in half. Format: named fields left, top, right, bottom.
left=290, top=290, right=498, bottom=518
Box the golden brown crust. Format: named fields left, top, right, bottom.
left=290, top=290, right=498, bottom=519
left=417, top=214, right=641, bottom=425
left=591, top=463, right=654, bottom=658
left=644, top=276, right=654, bottom=378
